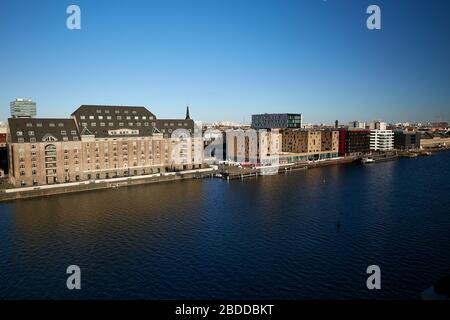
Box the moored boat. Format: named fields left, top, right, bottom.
left=361, top=157, right=375, bottom=164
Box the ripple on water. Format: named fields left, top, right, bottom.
left=0, top=152, right=450, bottom=299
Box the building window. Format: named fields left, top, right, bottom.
left=43, top=135, right=57, bottom=142
left=16, top=131, right=23, bottom=136
left=58, top=123, right=64, bottom=127
left=61, top=130, right=67, bottom=135
left=71, top=130, right=77, bottom=135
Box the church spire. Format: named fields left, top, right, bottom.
left=185, top=105, right=190, bottom=120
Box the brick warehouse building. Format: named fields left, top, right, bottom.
left=225, top=129, right=282, bottom=164
left=280, top=129, right=339, bottom=162
left=7, top=105, right=203, bottom=187
left=338, top=129, right=370, bottom=156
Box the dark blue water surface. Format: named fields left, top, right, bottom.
left=1, top=152, right=449, bottom=299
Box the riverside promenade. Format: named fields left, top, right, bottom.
left=220, top=156, right=357, bottom=180
left=0, top=156, right=358, bottom=200
left=2, top=148, right=448, bottom=202
left=0, top=167, right=215, bottom=202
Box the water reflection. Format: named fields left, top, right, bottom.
left=1, top=153, right=450, bottom=299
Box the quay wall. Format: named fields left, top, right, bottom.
left=0, top=168, right=215, bottom=202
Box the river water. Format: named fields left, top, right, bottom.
left=1, top=152, right=449, bottom=299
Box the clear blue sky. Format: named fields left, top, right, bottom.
left=0, top=0, right=449, bottom=124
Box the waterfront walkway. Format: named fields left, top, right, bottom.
left=220, top=157, right=356, bottom=180
left=0, top=167, right=215, bottom=202
left=2, top=148, right=448, bottom=201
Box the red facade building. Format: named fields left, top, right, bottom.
left=338, top=129, right=370, bottom=156
left=0, top=133, right=6, bottom=148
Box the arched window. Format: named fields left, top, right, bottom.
left=42, top=134, right=58, bottom=142
left=45, top=144, right=56, bottom=151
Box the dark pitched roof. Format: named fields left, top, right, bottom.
left=8, top=105, right=197, bottom=142
left=71, top=105, right=156, bottom=118
left=421, top=131, right=450, bottom=139
left=8, top=118, right=80, bottom=143
left=71, top=105, right=157, bottom=138
left=155, top=119, right=195, bottom=138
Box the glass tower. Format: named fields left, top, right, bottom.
left=10, top=99, right=37, bottom=118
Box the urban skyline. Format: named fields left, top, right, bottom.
left=1, top=0, right=450, bottom=307
left=1, top=97, right=448, bottom=127
left=1, top=0, right=450, bottom=123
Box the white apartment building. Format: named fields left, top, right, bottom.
left=348, top=121, right=366, bottom=129
left=370, top=129, right=394, bottom=151
left=369, top=121, right=387, bottom=130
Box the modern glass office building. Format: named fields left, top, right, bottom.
left=10, top=98, right=37, bottom=118
left=251, top=113, right=302, bottom=129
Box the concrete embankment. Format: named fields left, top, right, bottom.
left=305, top=157, right=356, bottom=168
left=221, top=157, right=357, bottom=180
left=0, top=168, right=215, bottom=202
